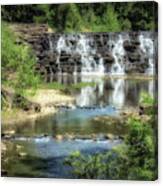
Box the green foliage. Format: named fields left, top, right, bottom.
left=1, top=5, right=39, bottom=23
left=139, top=92, right=155, bottom=106
left=40, top=82, right=66, bottom=90
left=65, top=94, right=157, bottom=180
left=65, top=151, right=106, bottom=179
left=1, top=2, right=158, bottom=32
left=33, top=5, right=51, bottom=23
left=101, top=5, right=121, bottom=32
left=64, top=4, right=82, bottom=32
left=1, top=22, right=41, bottom=95
left=125, top=116, right=156, bottom=180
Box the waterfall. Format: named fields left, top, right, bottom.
left=139, top=34, right=154, bottom=75
left=76, top=35, right=104, bottom=75
left=56, top=36, right=67, bottom=74
left=48, top=32, right=156, bottom=76
left=109, top=35, right=126, bottom=75
left=55, top=34, right=105, bottom=75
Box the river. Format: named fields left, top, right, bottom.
left=1, top=75, right=155, bottom=178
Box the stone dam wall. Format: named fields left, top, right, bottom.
left=11, top=24, right=158, bottom=78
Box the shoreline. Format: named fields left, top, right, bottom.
left=2, top=89, right=75, bottom=126
left=45, top=73, right=156, bottom=80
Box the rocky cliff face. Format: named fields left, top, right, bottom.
left=11, top=24, right=157, bottom=78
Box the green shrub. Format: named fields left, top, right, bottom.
left=139, top=92, right=155, bottom=106
left=1, top=22, right=41, bottom=95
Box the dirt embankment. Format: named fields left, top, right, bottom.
left=2, top=88, right=75, bottom=125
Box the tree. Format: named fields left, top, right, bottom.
left=102, top=4, right=121, bottom=32
left=64, top=4, right=82, bottom=32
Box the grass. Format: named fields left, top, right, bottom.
left=39, top=82, right=66, bottom=90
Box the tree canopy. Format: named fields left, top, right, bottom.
left=1, top=2, right=158, bottom=32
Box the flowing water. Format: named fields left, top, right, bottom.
left=48, top=32, right=156, bottom=76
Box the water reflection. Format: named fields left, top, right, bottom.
left=70, top=76, right=155, bottom=108
left=2, top=76, right=155, bottom=137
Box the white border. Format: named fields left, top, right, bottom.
left=0, top=0, right=162, bottom=186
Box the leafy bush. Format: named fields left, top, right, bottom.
left=125, top=116, right=156, bottom=180
left=65, top=151, right=106, bottom=179
left=2, top=22, right=41, bottom=94
left=139, top=92, right=155, bottom=106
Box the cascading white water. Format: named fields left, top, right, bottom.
left=76, top=35, right=104, bottom=75
left=139, top=34, right=154, bottom=75
left=56, top=36, right=67, bottom=74
left=109, top=35, right=128, bottom=75
left=56, top=34, right=105, bottom=75
left=53, top=33, right=156, bottom=76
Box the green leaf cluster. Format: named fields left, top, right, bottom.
left=1, top=2, right=158, bottom=32
left=1, top=23, right=41, bottom=95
